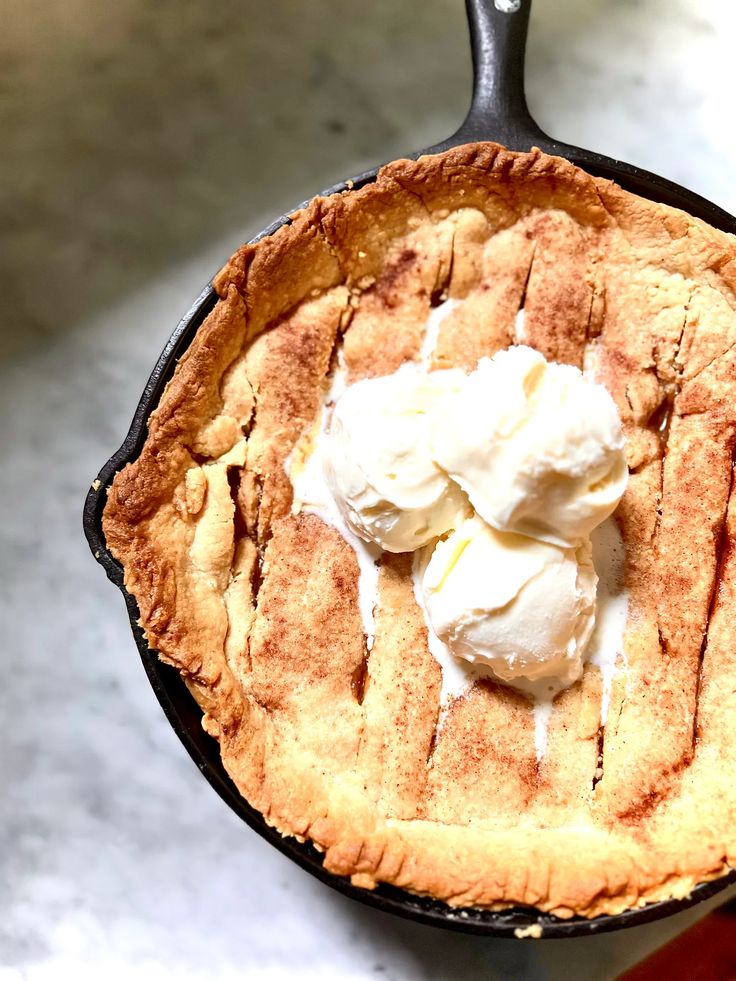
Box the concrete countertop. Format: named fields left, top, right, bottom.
left=3, top=1, right=736, bottom=977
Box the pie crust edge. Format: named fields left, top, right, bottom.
left=102, top=143, right=736, bottom=919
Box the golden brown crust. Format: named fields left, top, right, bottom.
left=103, top=143, right=736, bottom=918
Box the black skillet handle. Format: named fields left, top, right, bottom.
left=429, top=0, right=556, bottom=154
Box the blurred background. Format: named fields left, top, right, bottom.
left=3, top=1, right=736, bottom=977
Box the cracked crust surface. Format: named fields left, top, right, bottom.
left=103, top=143, right=736, bottom=918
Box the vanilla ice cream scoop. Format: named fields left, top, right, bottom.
left=422, top=515, right=597, bottom=693
left=430, top=346, right=628, bottom=546
left=325, top=365, right=469, bottom=552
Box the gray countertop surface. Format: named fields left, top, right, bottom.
left=3, top=1, right=736, bottom=977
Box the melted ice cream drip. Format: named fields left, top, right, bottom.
left=513, top=307, right=526, bottom=343
left=588, top=517, right=628, bottom=723
left=532, top=699, right=554, bottom=760
left=418, top=298, right=457, bottom=367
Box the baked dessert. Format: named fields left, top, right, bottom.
left=104, top=143, right=736, bottom=919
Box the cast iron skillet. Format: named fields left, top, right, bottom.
left=84, top=0, right=736, bottom=937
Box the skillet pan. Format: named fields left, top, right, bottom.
left=84, top=0, right=736, bottom=936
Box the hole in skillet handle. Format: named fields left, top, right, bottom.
left=83, top=0, right=736, bottom=937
